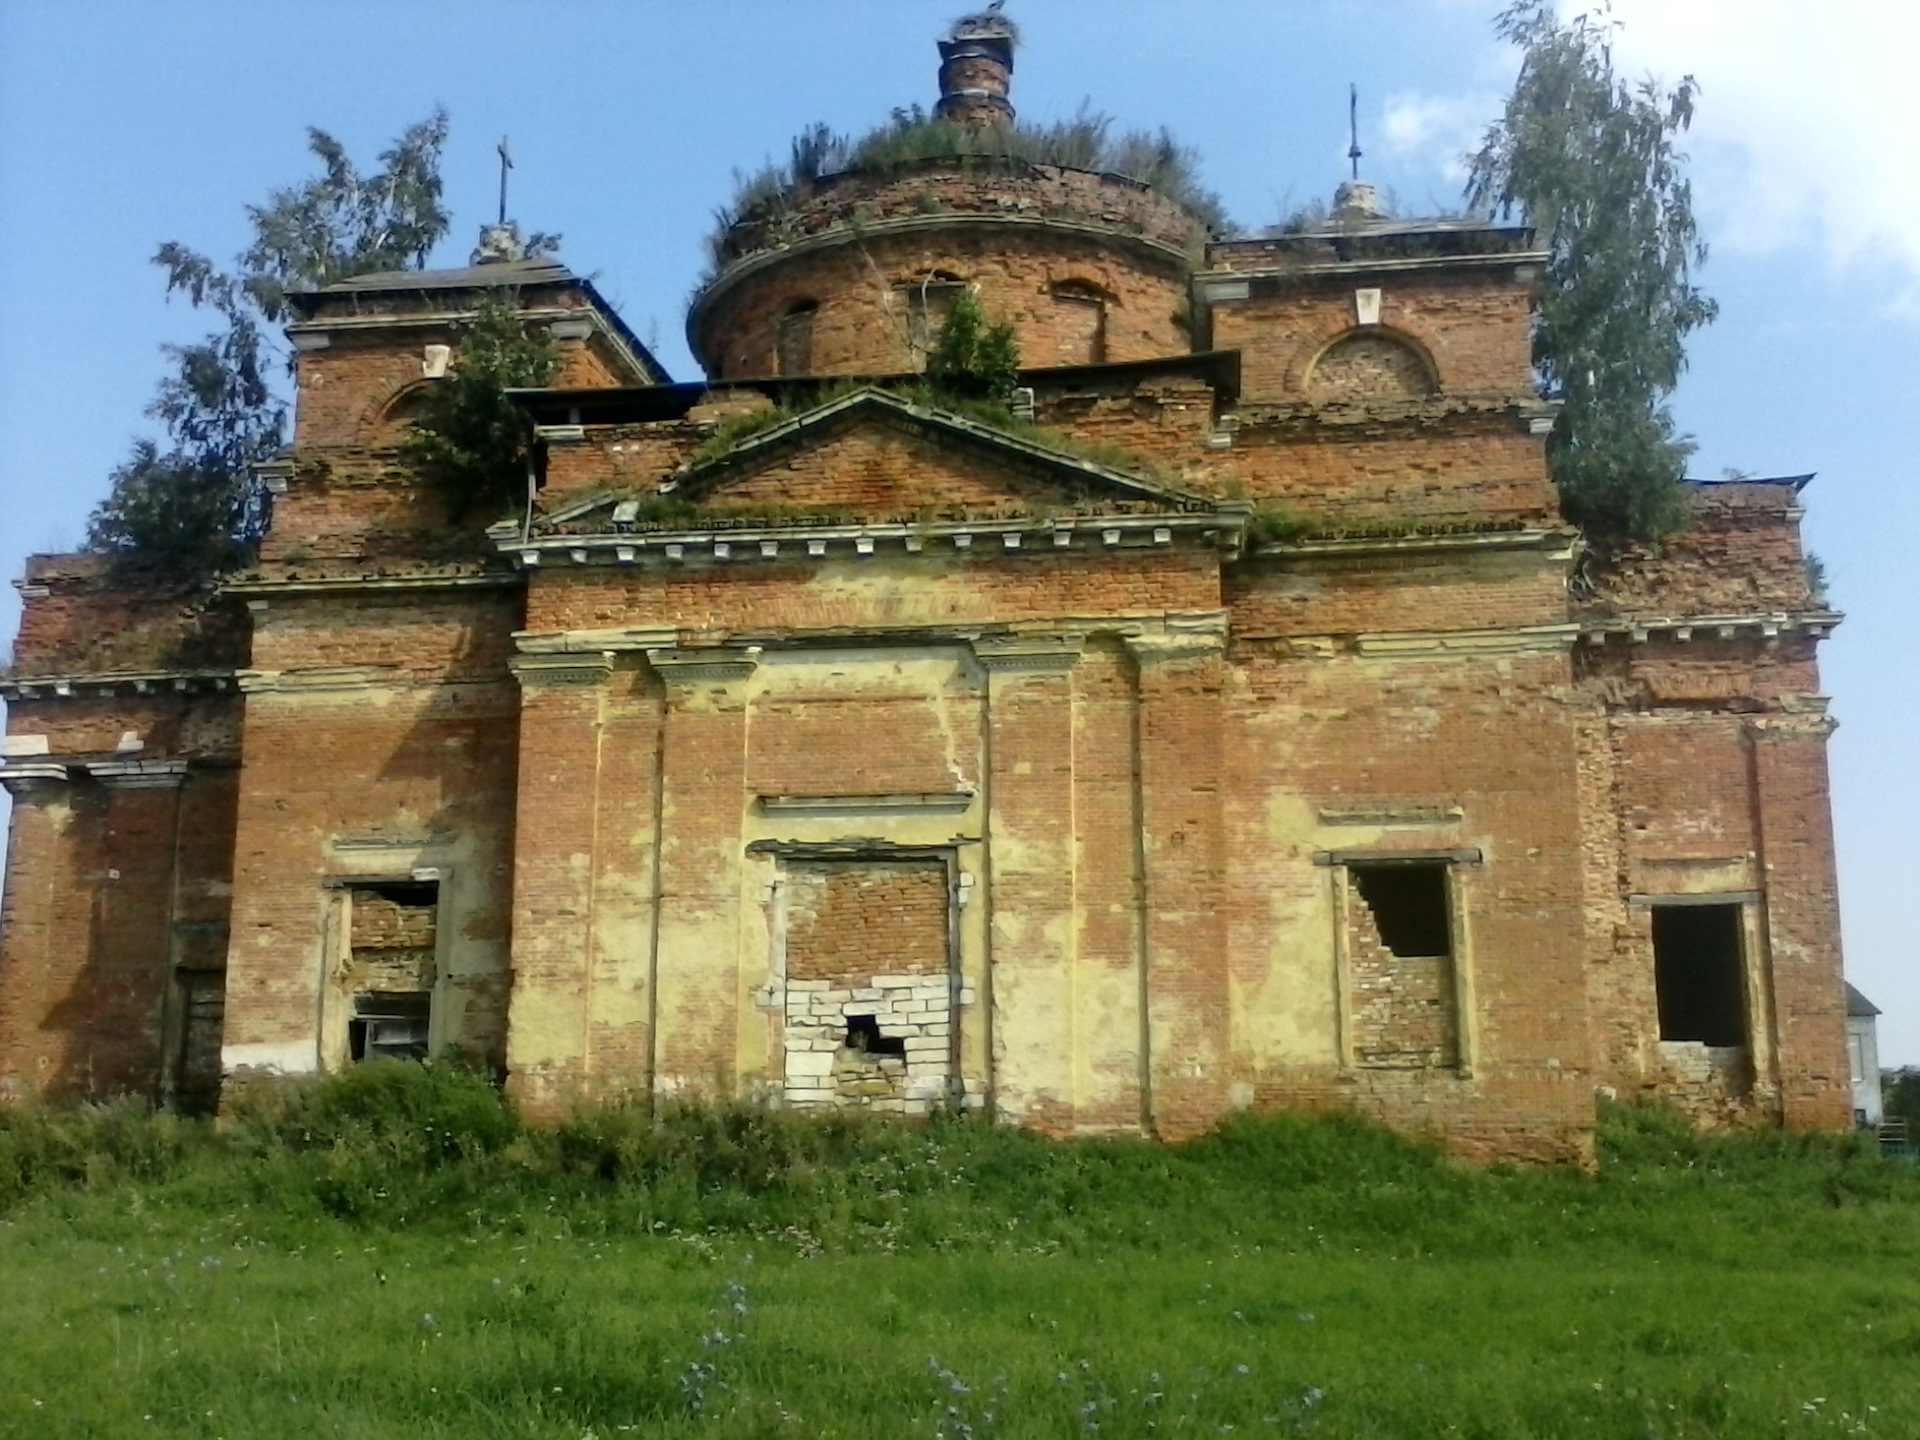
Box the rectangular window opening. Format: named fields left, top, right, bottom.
left=1351, top=863, right=1453, bottom=958
left=1651, top=902, right=1747, bottom=1047
left=345, top=879, right=440, bottom=1064
left=1344, top=860, right=1460, bottom=1069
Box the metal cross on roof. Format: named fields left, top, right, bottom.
left=1348, top=84, right=1363, bottom=180
left=497, top=137, right=513, bottom=226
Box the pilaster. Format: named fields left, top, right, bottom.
left=504, top=651, right=615, bottom=1111
left=645, top=646, right=761, bottom=1097
left=1746, top=705, right=1849, bottom=1127
left=1125, top=625, right=1231, bottom=1138
left=974, top=637, right=1082, bottom=1127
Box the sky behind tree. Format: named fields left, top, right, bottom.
left=2, top=0, right=1915, bottom=1064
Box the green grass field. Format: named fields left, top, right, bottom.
left=2, top=1069, right=1916, bottom=1439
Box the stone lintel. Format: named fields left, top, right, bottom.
left=1313, top=847, right=1484, bottom=867
left=758, top=791, right=976, bottom=814
left=509, top=652, right=615, bottom=688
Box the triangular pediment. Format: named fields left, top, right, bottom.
left=536, top=388, right=1211, bottom=536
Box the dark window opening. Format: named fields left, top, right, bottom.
left=1351, top=863, right=1452, bottom=957
left=1050, top=282, right=1109, bottom=365
left=898, top=275, right=967, bottom=367
left=844, top=1013, right=906, bottom=1058
left=1652, top=903, right=1746, bottom=1046
left=776, top=301, right=817, bottom=376
left=355, top=880, right=438, bottom=909
left=350, top=991, right=432, bottom=1063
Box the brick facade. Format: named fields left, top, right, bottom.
left=0, top=24, right=1853, bottom=1160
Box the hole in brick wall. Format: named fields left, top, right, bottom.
left=1351, top=863, right=1452, bottom=957
left=844, top=1013, right=906, bottom=1058
left=349, top=991, right=432, bottom=1063
left=1652, top=903, right=1747, bottom=1047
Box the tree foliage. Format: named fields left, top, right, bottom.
left=926, top=289, right=1021, bottom=405
left=1467, top=2, right=1717, bottom=542
left=87, top=111, right=452, bottom=574
left=401, top=294, right=562, bottom=521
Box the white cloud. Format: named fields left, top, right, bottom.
left=1380, top=91, right=1499, bottom=184
left=1408, top=0, right=1920, bottom=314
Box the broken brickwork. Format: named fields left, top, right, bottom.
left=0, top=22, right=1855, bottom=1159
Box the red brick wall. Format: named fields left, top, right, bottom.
left=784, top=861, right=949, bottom=982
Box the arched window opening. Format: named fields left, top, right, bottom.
left=894, top=271, right=968, bottom=369
left=1304, top=332, right=1436, bottom=401
left=1049, top=280, right=1110, bottom=365
left=777, top=300, right=818, bottom=377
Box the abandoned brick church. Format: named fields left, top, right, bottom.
left=0, top=15, right=1852, bottom=1160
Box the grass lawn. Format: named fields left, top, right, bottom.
left=2, top=1073, right=1915, bottom=1438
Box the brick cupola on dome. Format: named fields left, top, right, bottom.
left=936, top=7, right=1019, bottom=128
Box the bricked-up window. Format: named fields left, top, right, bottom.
left=776, top=301, right=817, bottom=376
left=345, top=881, right=438, bottom=1063
left=1652, top=903, right=1747, bottom=1047
left=1049, top=281, right=1108, bottom=365
left=1346, top=861, right=1460, bottom=1068
left=897, top=275, right=967, bottom=368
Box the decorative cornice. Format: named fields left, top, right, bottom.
left=0, top=761, right=71, bottom=794
left=238, top=666, right=399, bottom=695
left=645, top=646, right=762, bottom=687
left=221, top=572, right=519, bottom=599
left=1250, top=527, right=1578, bottom=563
left=508, top=653, right=615, bottom=688
left=971, top=636, right=1083, bottom=674
left=514, top=626, right=678, bottom=656
left=507, top=511, right=1242, bottom=570
left=1744, top=710, right=1840, bottom=743
left=1, top=669, right=235, bottom=702
left=84, top=758, right=190, bottom=789
left=1577, top=611, right=1841, bottom=646
left=1353, top=623, right=1579, bottom=659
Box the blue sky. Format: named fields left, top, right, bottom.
left=2, top=0, right=1914, bottom=1064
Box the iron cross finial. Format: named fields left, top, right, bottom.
left=497, top=137, right=513, bottom=227
left=1348, top=84, right=1362, bottom=181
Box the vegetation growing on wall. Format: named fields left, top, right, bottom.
left=708, top=106, right=1230, bottom=272
left=1468, top=2, right=1717, bottom=544
left=401, top=293, right=562, bottom=521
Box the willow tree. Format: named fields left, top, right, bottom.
left=1468, top=2, right=1717, bottom=543
left=87, top=112, right=452, bottom=573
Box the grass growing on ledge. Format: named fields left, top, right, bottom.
left=2, top=1074, right=1918, bottom=1438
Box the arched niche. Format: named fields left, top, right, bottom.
left=1303, top=329, right=1438, bottom=401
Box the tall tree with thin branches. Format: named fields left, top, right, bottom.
left=1468, top=2, right=1717, bottom=543
left=88, top=112, right=452, bottom=574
